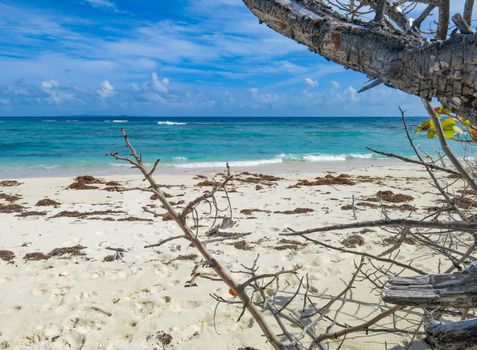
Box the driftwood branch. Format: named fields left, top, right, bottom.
left=366, top=146, right=461, bottom=176
left=422, top=99, right=477, bottom=195
left=452, top=13, right=474, bottom=34
left=464, top=0, right=475, bottom=26
left=436, top=0, right=450, bottom=40
left=144, top=235, right=186, bottom=249
left=426, top=318, right=477, bottom=349
left=309, top=305, right=403, bottom=349
left=110, top=128, right=289, bottom=350
left=283, top=219, right=477, bottom=236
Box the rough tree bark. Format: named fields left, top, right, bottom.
left=241, top=0, right=477, bottom=123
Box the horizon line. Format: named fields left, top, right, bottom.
left=0, top=115, right=423, bottom=118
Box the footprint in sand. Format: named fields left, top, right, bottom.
left=108, top=270, right=129, bottom=280
left=133, top=300, right=160, bottom=315
left=31, top=287, right=48, bottom=296
left=128, top=288, right=152, bottom=298
left=0, top=276, right=12, bottom=284
left=49, top=286, right=71, bottom=304
left=59, top=329, right=86, bottom=350
left=72, top=315, right=107, bottom=332
left=73, top=290, right=98, bottom=302
left=90, top=271, right=105, bottom=279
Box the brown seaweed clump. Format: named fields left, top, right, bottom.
left=146, top=331, right=173, bottom=347
left=374, top=191, right=414, bottom=203
left=341, top=234, right=365, bottom=248
left=0, top=180, right=22, bottom=187
left=48, top=245, right=86, bottom=257
left=105, top=181, right=121, bottom=186
left=0, top=203, right=25, bottom=214
left=290, top=174, right=356, bottom=188
left=0, top=250, right=15, bottom=262
left=15, top=211, right=47, bottom=217
left=236, top=172, right=283, bottom=186
left=67, top=175, right=103, bottom=190
left=382, top=235, right=416, bottom=246
left=35, top=198, right=61, bottom=207
left=240, top=208, right=271, bottom=216
left=162, top=213, right=174, bottom=221
left=24, top=252, right=50, bottom=261
left=233, top=240, right=253, bottom=251
left=51, top=210, right=124, bottom=219
left=24, top=245, right=87, bottom=262
left=117, top=216, right=153, bottom=222
left=274, top=238, right=306, bottom=251
left=166, top=254, right=199, bottom=265
left=103, top=255, right=116, bottom=262
left=0, top=193, right=21, bottom=203
left=274, top=208, right=314, bottom=215
left=454, top=197, right=475, bottom=209
left=196, top=180, right=216, bottom=187
left=151, top=192, right=173, bottom=200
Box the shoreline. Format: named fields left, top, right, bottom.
left=0, top=157, right=408, bottom=179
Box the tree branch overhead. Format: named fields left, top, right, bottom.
left=242, top=0, right=477, bottom=123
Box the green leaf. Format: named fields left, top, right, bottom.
left=443, top=128, right=456, bottom=139
left=461, top=119, right=472, bottom=127
left=441, top=118, right=456, bottom=128
left=453, top=126, right=464, bottom=135
left=417, top=119, right=432, bottom=133
left=435, top=106, right=452, bottom=116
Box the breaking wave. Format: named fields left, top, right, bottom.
left=157, top=121, right=187, bottom=126
left=173, top=153, right=377, bottom=169
left=104, top=120, right=128, bottom=123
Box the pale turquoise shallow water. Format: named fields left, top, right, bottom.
left=0, top=116, right=469, bottom=177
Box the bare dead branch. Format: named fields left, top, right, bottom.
left=464, top=0, right=475, bottom=25
left=283, top=219, right=477, bottom=236
left=309, top=305, right=403, bottom=349
left=366, top=147, right=461, bottom=176
left=144, top=235, right=186, bottom=249
left=452, top=13, right=474, bottom=34
left=110, top=128, right=289, bottom=350
left=436, top=0, right=450, bottom=40
left=286, top=230, right=427, bottom=275
left=422, top=99, right=477, bottom=195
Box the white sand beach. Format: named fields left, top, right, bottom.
left=0, top=164, right=465, bottom=349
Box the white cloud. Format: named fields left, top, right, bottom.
left=304, top=77, right=318, bottom=88
left=40, top=80, right=74, bottom=104
left=131, top=72, right=170, bottom=103
left=331, top=80, right=340, bottom=90
left=249, top=88, right=259, bottom=97
left=84, top=0, right=116, bottom=10
left=151, top=72, right=169, bottom=94
left=6, top=80, right=32, bottom=96
left=41, top=79, right=58, bottom=91
left=346, top=86, right=360, bottom=102
left=97, top=80, right=115, bottom=99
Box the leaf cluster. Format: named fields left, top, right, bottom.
left=416, top=106, right=477, bottom=142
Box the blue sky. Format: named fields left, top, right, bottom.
left=0, top=0, right=427, bottom=117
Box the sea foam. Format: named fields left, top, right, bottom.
left=173, top=153, right=376, bottom=169
left=158, top=121, right=187, bottom=126
left=174, top=158, right=283, bottom=169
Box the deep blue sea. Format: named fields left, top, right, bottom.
left=0, top=116, right=469, bottom=177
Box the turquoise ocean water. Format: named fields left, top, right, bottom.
left=0, top=116, right=469, bottom=177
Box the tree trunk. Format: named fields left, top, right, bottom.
left=382, top=261, right=477, bottom=308
left=426, top=318, right=477, bottom=349
left=242, top=0, right=477, bottom=123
